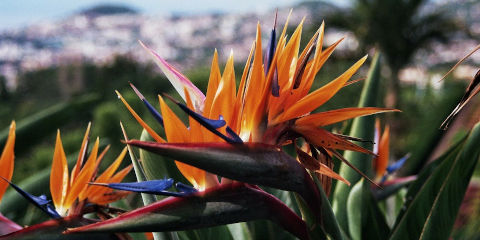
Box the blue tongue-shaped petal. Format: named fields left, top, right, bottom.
left=163, top=94, right=243, bottom=144
left=265, top=11, right=279, bottom=97
left=0, top=176, right=61, bottom=219
left=386, top=153, right=410, bottom=174
left=89, top=178, right=193, bottom=197
left=175, top=182, right=198, bottom=194
left=380, top=153, right=411, bottom=183
left=130, top=83, right=164, bottom=127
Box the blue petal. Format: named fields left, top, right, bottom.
left=143, top=99, right=164, bottom=127
left=164, top=95, right=243, bottom=144
left=130, top=82, right=164, bottom=127
left=264, top=12, right=277, bottom=76
left=106, top=179, right=174, bottom=192
left=0, top=177, right=60, bottom=219
left=271, top=71, right=279, bottom=97
left=226, top=126, right=243, bottom=143
left=175, top=182, right=198, bottom=194
left=176, top=101, right=226, bottom=130
left=92, top=179, right=190, bottom=197
left=386, top=153, right=410, bottom=174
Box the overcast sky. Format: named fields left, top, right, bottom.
left=0, top=0, right=320, bottom=30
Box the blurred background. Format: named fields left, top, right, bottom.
left=0, top=0, right=479, bottom=238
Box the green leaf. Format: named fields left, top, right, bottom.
left=0, top=94, right=100, bottom=154
left=393, top=136, right=465, bottom=223
left=389, top=122, right=480, bottom=240
left=347, top=179, right=389, bottom=240
left=333, top=53, right=382, bottom=232
left=310, top=174, right=343, bottom=240
left=226, top=223, right=252, bottom=240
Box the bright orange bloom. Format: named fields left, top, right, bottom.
left=0, top=121, right=15, bottom=203
left=373, top=119, right=390, bottom=179
left=119, top=15, right=397, bottom=190
left=50, top=123, right=132, bottom=216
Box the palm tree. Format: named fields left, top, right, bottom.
left=322, top=0, right=461, bottom=108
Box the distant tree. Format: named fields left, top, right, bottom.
left=324, top=0, right=462, bottom=107
left=0, top=76, right=9, bottom=101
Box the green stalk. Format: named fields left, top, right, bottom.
left=332, top=53, right=382, bottom=233
left=120, top=124, right=176, bottom=240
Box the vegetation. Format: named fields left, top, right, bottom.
left=0, top=8, right=479, bottom=240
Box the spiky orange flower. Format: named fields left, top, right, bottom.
left=118, top=13, right=397, bottom=190
left=50, top=123, right=132, bottom=216
left=0, top=121, right=15, bottom=203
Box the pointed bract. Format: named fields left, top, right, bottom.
left=0, top=121, right=15, bottom=203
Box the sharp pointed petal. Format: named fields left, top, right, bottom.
left=0, top=213, right=22, bottom=235
left=0, top=176, right=60, bottom=219
left=130, top=83, right=164, bottom=127
left=91, top=179, right=186, bottom=197
left=0, top=121, right=15, bottom=203
left=139, top=41, right=205, bottom=111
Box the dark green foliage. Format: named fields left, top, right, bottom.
left=333, top=53, right=382, bottom=232
left=390, top=123, right=480, bottom=240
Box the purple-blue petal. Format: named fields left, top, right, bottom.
left=143, top=99, right=164, bottom=127
left=175, top=182, right=198, bottom=194
left=264, top=14, right=277, bottom=76
left=106, top=179, right=174, bottom=192
left=0, top=178, right=60, bottom=219
left=169, top=98, right=243, bottom=144
left=386, top=153, right=410, bottom=174
left=96, top=179, right=191, bottom=197
left=271, top=70, right=279, bottom=97
left=129, top=83, right=164, bottom=127
left=226, top=126, right=243, bottom=143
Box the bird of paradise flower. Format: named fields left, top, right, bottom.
left=1, top=122, right=132, bottom=220
left=49, top=123, right=133, bottom=217
left=115, top=13, right=398, bottom=193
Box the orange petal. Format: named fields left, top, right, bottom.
left=375, top=125, right=390, bottom=178
left=89, top=165, right=133, bottom=205
left=92, top=145, right=111, bottom=179
left=0, top=121, right=15, bottom=203
left=231, top=41, right=255, bottom=132
left=295, top=107, right=400, bottom=127
left=70, top=122, right=91, bottom=185
left=65, top=138, right=99, bottom=208
left=90, top=190, right=131, bottom=205
left=50, top=130, right=69, bottom=212
left=85, top=147, right=128, bottom=200
left=272, top=55, right=367, bottom=125
left=276, top=18, right=304, bottom=91
left=298, top=36, right=342, bottom=100
left=116, top=90, right=165, bottom=143
left=96, top=147, right=127, bottom=182
left=185, top=89, right=205, bottom=142
left=296, top=146, right=350, bottom=186
left=110, top=165, right=133, bottom=182
left=159, top=95, right=204, bottom=189
left=210, top=51, right=236, bottom=124
left=294, top=125, right=374, bottom=155
left=185, top=89, right=217, bottom=189
left=203, top=49, right=222, bottom=118
left=240, top=23, right=265, bottom=141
